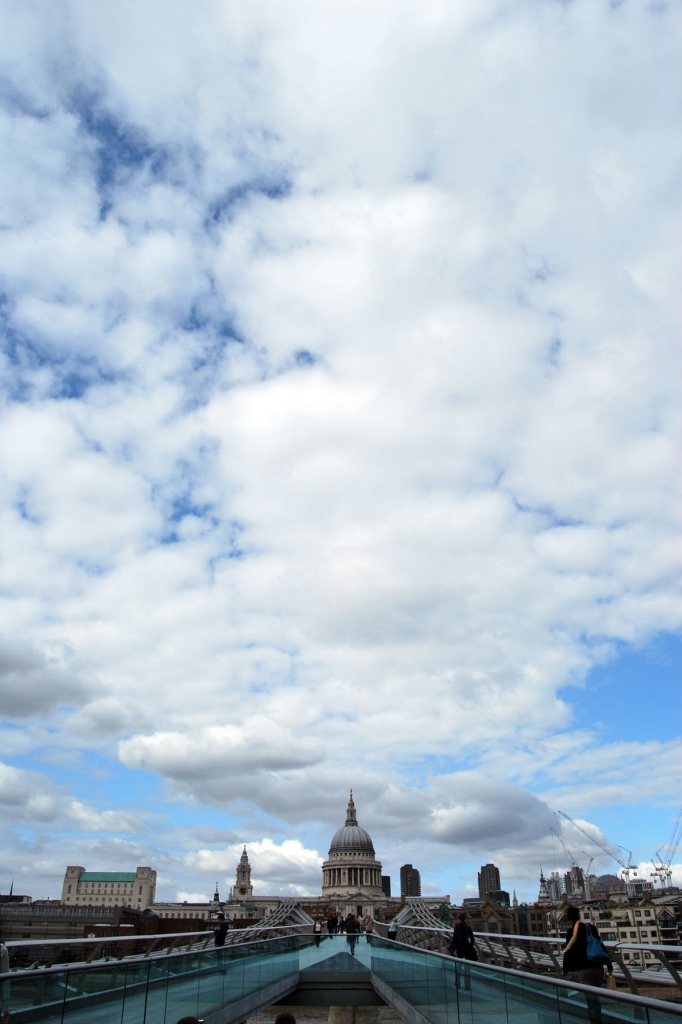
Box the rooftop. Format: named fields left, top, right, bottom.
left=79, top=872, right=137, bottom=881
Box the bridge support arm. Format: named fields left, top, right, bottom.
left=204, top=973, right=300, bottom=1024
left=370, top=972, right=431, bottom=1024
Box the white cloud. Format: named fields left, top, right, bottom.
left=119, top=718, right=324, bottom=788
left=177, top=890, right=210, bottom=903
left=0, top=0, right=678, bottom=894
left=187, top=838, right=324, bottom=895
left=67, top=697, right=152, bottom=739
left=0, top=640, right=91, bottom=719
left=67, top=801, right=143, bottom=834
left=0, top=761, right=148, bottom=834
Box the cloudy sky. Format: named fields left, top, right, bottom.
left=0, top=0, right=680, bottom=905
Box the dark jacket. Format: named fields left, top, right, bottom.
left=450, top=921, right=475, bottom=951
left=563, top=921, right=599, bottom=973
left=345, top=916, right=360, bottom=934
left=214, top=921, right=229, bottom=947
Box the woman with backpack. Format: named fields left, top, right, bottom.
left=562, top=906, right=613, bottom=987
left=562, top=906, right=614, bottom=1024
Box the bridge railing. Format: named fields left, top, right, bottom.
left=373, top=920, right=682, bottom=997
left=370, top=934, right=682, bottom=1024
left=0, top=928, right=314, bottom=1024
left=3, top=922, right=312, bottom=971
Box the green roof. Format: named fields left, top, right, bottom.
left=79, top=872, right=136, bottom=882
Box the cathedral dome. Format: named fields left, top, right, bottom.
left=329, top=792, right=375, bottom=854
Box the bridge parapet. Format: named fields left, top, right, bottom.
left=3, top=928, right=682, bottom=1024
left=387, top=920, right=682, bottom=998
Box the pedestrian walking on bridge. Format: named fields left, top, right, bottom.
left=345, top=913, right=360, bottom=955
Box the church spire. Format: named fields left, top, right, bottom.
left=235, top=845, right=253, bottom=898
left=537, top=867, right=550, bottom=904
left=345, top=789, right=358, bottom=826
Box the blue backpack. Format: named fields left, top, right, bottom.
left=585, top=924, right=611, bottom=967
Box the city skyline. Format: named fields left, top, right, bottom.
left=0, top=0, right=680, bottom=908
left=1, top=789, right=679, bottom=906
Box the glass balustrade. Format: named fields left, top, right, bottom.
left=4, top=931, right=682, bottom=1024
left=4, top=933, right=306, bottom=1024
left=370, top=937, right=682, bottom=1024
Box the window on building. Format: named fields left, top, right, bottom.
left=630, top=932, right=637, bottom=938
left=645, top=910, right=651, bottom=916
left=635, top=911, right=641, bottom=917
left=641, top=931, right=647, bottom=937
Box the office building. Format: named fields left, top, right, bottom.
left=400, top=864, right=421, bottom=898
left=477, top=863, right=501, bottom=897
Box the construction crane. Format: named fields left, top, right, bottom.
left=551, top=823, right=579, bottom=868
left=551, top=817, right=593, bottom=899
left=651, top=808, right=682, bottom=889
left=557, top=810, right=637, bottom=881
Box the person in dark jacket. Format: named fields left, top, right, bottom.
left=562, top=907, right=609, bottom=986
left=562, top=906, right=612, bottom=1024
left=449, top=913, right=478, bottom=960
left=212, top=912, right=229, bottom=947
left=345, top=913, right=360, bottom=955
left=0, top=940, right=9, bottom=1023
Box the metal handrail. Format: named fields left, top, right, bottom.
left=4, top=928, right=682, bottom=1021
left=0, top=927, right=313, bottom=980
left=372, top=934, right=682, bottom=1017
left=4, top=922, right=310, bottom=950
left=394, top=921, right=682, bottom=954
left=381, top=921, right=682, bottom=996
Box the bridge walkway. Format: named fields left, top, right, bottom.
left=4, top=932, right=682, bottom=1024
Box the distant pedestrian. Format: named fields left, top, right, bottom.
left=387, top=919, right=398, bottom=941
left=339, top=916, right=346, bottom=934
left=212, top=912, right=229, bottom=947
left=365, top=916, right=374, bottom=944
left=345, top=913, right=359, bottom=955
left=449, top=913, right=478, bottom=961
left=0, top=940, right=9, bottom=1023
left=313, top=919, right=322, bottom=947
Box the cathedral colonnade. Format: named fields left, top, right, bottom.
left=323, top=867, right=382, bottom=888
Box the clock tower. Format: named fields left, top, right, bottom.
left=235, top=846, right=253, bottom=899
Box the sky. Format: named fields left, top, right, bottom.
left=0, top=0, right=680, bottom=906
